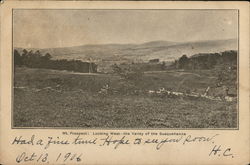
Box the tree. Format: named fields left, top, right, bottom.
left=13, top=48, right=98, bottom=73
left=22, top=49, right=28, bottom=56
left=161, top=61, right=166, bottom=70
left=44, top=53, right=52, bottom=60
left=111, top=64, right=123, bottom=74
left=14, top=49, right=22, bottom=66
left=178, top=54, right=189, bottom=69
left=207, top=54, right=217, bottom=69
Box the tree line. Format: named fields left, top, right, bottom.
left=14, top=49, right=97, bottom=73
left=171, top=50, right=237, bottom=70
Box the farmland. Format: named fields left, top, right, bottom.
left=13, top=67, right=237, bottom=128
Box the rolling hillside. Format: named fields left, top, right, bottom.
left=15, top=39, right=237, bottom=71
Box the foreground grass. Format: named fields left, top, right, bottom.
left=13, top=67, right=237, bottom=128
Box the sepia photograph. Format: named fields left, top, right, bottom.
left=13, top=9, right=238, bottom=129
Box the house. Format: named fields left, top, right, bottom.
left=149, top=59, right=160, bottom=63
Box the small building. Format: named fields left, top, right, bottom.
left=149, top=59, right=160, bottom=63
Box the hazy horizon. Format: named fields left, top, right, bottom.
left=14, top=38, right=238, bottom=50
left=13, top=10, right=238, bottom=49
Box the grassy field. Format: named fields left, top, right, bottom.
left=13, top=67, right=237, bottom=128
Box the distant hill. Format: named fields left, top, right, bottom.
left=15, top=39, right=237, bottom=62
left=15, top=39, right=237, bottom=71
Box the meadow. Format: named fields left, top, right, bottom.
left=13, top=67, right=237, bottom=128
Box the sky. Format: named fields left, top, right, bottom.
left=13, top=10, right=238, bottom=49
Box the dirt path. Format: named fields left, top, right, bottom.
left=69, top=72, right=101, bottom=76
left=45, top=69, right=104, bottom=76
left=144, top=70, right=202, bottom=77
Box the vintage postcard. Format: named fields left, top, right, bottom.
left=0, top=1, right=249, bottom=164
